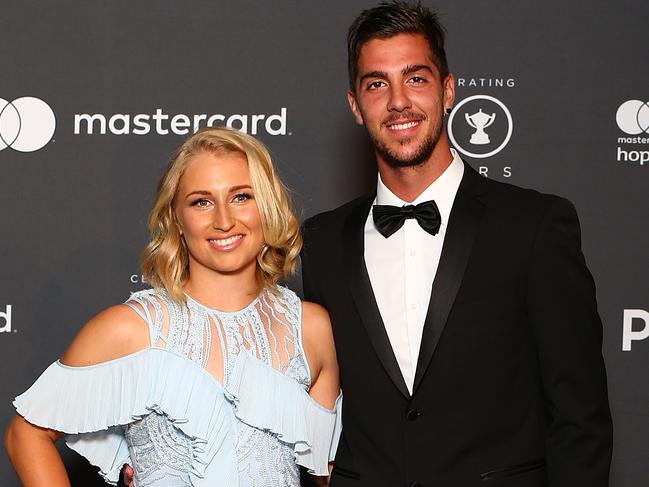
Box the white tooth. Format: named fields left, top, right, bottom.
left=391, top=121, right=418, bottom=130
left=212, top=235, right=241, bottom=246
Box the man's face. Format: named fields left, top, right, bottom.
left=348, top=33, right=454, bottom=168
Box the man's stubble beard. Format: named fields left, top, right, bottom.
left=370, top=116, right=444, bottom=169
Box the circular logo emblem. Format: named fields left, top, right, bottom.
left=616, top=100, right=649, bottom=135
left=447, top=95, right=513, bottom=159
left=0, top=97, right=56, bottom=152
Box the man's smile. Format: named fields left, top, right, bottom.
left=386, top=120, right=421, bottom=132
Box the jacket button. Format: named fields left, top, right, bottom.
left=406, top=409, right=421, bottom=421
left=409, top=482, right=423, bottom=487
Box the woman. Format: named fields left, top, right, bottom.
left=4, top=127, right=341, bottom=486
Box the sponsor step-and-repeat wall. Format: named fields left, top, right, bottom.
left=1, top=1, right=647, bottom=485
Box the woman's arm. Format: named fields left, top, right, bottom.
left=301, top=301, right=340, bottom=486
left=4, top=416, right=67, bottom=486
left=301, top=301, right=340, bottom=410
left=4, top=304, right=149, bottom=486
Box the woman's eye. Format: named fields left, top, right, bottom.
left=232, top=193, right=253, bottom=203
left=191, top=198, right=210, bottom=207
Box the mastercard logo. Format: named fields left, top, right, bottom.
left=0, top=97, right=56, bottom=152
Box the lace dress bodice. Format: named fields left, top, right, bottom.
left=14, top=286, right=341, bottom=487
left=124, top=286, right=312, bottom=487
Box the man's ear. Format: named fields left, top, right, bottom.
left=443, top=73, right=455, bottom=111
left=347, top=90, right=365, bottom=126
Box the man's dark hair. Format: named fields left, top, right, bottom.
left=347, top=1, right=449, bottom=91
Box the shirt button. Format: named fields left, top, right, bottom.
left=409, top=250, right=416, bottom=257
left=410, top=303, right=417, bottom=310
left=406, top=409, right=422, bottom=421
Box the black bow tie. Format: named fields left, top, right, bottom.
left=372, top=200, right=441, bottom=238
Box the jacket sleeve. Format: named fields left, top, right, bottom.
left=300, top=218, right=325, bottom=306
left=527, top=197, right=612, bottom=486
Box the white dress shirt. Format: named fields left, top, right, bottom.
left=364, top=149, right=464, bottom=393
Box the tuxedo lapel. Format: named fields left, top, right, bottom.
left=343, top=193, right=411, bottom=398
left=413, top=165, right=487, bottom=393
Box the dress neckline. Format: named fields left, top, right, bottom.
left=184, top=288, right=266, bottom=316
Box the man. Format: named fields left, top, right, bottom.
left=300, top=2, right=612, bottom=486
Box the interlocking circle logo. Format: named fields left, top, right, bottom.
left=447, top=95, right=513, bottom=159
left=616, top=100, right=649, bottom=135
left=0, top=97, right=56, bottom=152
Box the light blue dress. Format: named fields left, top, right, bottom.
left=14, top=286, right=342, bottom=487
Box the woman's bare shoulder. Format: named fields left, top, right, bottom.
left=59, top=303, right=151, bottom=367
left=301, top=301, right=334, bottom=346
left=301, top=300, right=330, bottom=329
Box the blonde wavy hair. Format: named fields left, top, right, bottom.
left=141, top=127, right=302, bottom=301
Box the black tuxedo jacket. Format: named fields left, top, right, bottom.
left=301, top=164, right=612, bottom=487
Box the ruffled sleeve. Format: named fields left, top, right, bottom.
left=13, top=347, right=342, bottom=484
left=225, top=350, right=342, bottom=476
left=13, top=348, right=239, bottom=486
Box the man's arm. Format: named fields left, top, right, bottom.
left=527, top=197, right=612, bottom=485
left=300, top=220, right=337, bottom=487
left=300, top=219, right=325, bottom=306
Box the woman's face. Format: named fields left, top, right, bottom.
left=174, top=150, right=263, bottom=282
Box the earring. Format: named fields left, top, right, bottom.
left=445, top=107, right=452, bottom=115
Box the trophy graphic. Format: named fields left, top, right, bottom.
left=465, top=108, right=496, bottom=145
